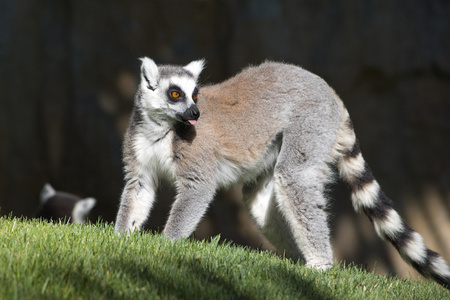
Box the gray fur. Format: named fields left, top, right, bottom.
left=115, top=58, right=450, bottom=288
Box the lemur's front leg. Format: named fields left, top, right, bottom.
left=115, top=176, right=156, bottom=235
left=164, top=178, right=216, bottom=240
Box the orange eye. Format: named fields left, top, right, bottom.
left=193, top=93, right=198, bottom=100
left=171, top=91, right=180, bottom=98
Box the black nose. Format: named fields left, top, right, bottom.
left=186, top=105, right=200, bottom=120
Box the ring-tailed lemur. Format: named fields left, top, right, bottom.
left=35, top=183, right=96, bottom=224
left=115, top=58, right=450, bottom=288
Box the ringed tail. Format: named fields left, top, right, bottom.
left=332, top=105, right=450, bottom=288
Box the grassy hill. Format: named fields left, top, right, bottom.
left=0, top=217, right=448, bottom=299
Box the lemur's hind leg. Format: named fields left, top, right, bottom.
left=272, top=121, right=337, bottom=269
left=273, top=163, right=334, bottom=269
left=242, top=173, right=303, bottom=260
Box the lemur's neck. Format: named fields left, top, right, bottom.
left=173, top=122, right=197, bottom=143
left=138, top=109, right=173, bottom=144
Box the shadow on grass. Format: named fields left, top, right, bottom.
left=44, top=254, right=336, bottom=299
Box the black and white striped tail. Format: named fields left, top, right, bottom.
left=334, top=114, right=450, bottom=289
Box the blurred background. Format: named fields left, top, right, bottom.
left=1, top=0, right=449, bottom=281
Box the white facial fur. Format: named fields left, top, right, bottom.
left=137, top=58, right=204, bottom=125
left=171, top=76, right=197, bottom=103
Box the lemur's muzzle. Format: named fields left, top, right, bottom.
left=178, top=105, right=200, bottom=125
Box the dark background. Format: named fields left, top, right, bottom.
left=1, top=0, right=449, bottom=280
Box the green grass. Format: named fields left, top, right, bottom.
left=0, top=217, right=448, bottom=299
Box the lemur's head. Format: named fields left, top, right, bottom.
left=138, top=57, right=204, bottom=126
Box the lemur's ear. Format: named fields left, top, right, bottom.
left=40, top=183, right=56, bottom=204
left=139, top=57, right=159, bottom=91
left=184, top=59, right=205, bottom=81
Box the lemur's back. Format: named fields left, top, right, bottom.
left=192, top=62, right=342, bottom=165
